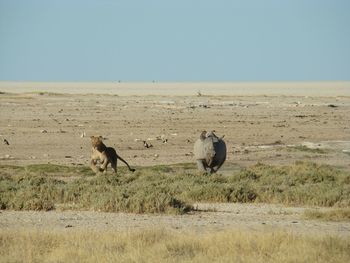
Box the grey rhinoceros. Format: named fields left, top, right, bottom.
left=193, top=130, right=227, bottom=173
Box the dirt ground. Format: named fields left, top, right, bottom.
left=1, top=203, right=349, bottom=237
left=0, top=82, right=350, bottom=235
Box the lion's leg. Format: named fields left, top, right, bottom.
left=111, top=159, right=117, bottom=174
left=99, top=156, right=109, bottom=173
left=99, top=162, right=107, bottom=173
left=90, top=158, right=100, bottom=173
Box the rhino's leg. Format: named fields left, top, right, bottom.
left=196, top=160, right=208, bottom=172
left=211, top=164, right=223, bottom=173
left=209, top=167, right=216, bottom=174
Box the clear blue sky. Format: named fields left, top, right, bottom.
left=0, top=0, right=349, bottom=81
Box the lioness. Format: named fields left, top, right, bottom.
left=90, top=136, right=135, bottom=174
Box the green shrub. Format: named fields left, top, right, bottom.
left=0, top=162, right=349, bottom=213
left=233, top=161, right=350, bottom=206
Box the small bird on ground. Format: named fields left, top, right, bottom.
left=143, top=140, right=153, bottom=148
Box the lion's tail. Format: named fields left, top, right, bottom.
left=116, top=154, right=135, bottom=172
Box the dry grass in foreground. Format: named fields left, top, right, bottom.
left=0, top=229, right=349, bottom=263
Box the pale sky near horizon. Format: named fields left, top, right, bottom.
left=0, top=0, right=349, bottom=81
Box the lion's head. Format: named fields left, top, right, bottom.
left=90, top=135, right=106, bottom=151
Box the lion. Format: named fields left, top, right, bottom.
left=90, top=136, right=135, bottom=174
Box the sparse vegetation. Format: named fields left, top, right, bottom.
left=0, top=229, right=349, bottom=263
left=236, top=161, right=350, bottom=207
left=0, top=164, right=94, bottom=178
left=32, top=91, right=63, bottom=96
left=287, top=145, right=330, bottom=154
left=304, top=209, right=350, bottom=222
left=0, top=161, right=349, bottom=213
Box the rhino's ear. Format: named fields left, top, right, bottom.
left=200, top=131, right=207, bottom=140
left=207, top=130, right=218, bottom=138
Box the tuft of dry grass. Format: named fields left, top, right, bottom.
left=0, top=229, right=349, bottom=263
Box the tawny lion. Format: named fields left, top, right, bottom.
left=90, top=136, right=135, bottom=174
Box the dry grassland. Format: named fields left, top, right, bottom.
left=1, top=229, right=349, bottom=263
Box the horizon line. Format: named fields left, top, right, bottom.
left=1, top=80, right=350, bottom=83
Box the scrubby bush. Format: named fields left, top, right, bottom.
left=0, top=161, right=349, bottom=213
left=234, top=161, right=350, bottom=206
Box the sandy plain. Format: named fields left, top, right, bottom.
left=0, top=81, right=350, bottom=235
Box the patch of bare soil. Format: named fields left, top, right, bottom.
left=0, top=92, right=349, bottom=170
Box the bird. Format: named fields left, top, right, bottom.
left=143, top=140, right=153, bottom=148
left=3, top=139, right=9, bottom=145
